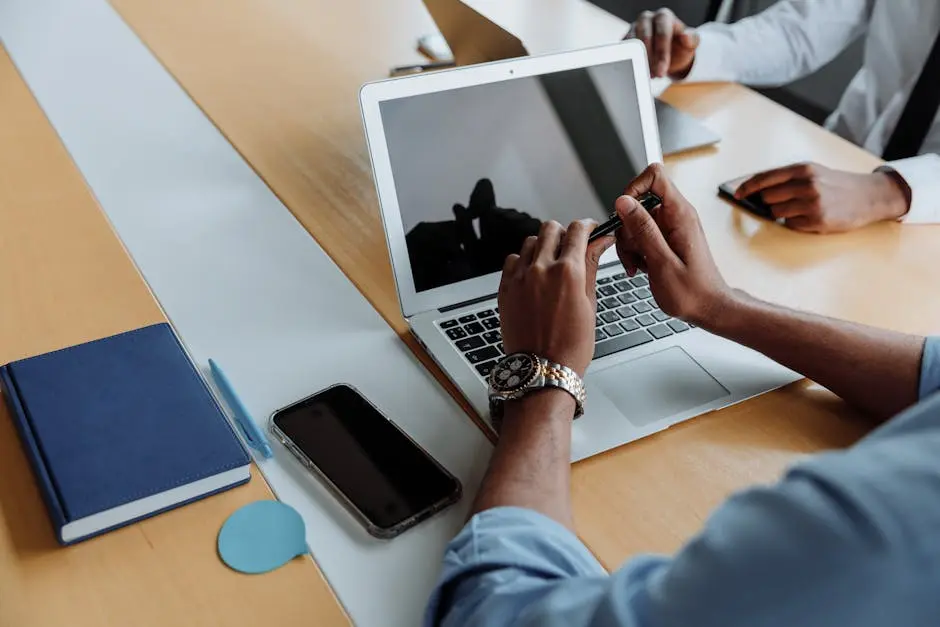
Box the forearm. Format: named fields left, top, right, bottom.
left=707, top=292, right=924, bottom=419
left=686, top=0, right=870, bottom=86
left=471, top=390, right=576, bottom=530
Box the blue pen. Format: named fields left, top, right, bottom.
left=208, top=358, right=273, bottom=459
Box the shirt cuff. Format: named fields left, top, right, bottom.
left=879, top=154, right=940, bottom=224
left=424, top=507, right=605, bottom=626
left=682, top=25, right=735, bottom=83
left=919, top=337, right=940, bottom=400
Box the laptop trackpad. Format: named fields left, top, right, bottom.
left=592, top=347, right=730, bottom=427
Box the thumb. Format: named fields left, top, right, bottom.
left=614, top=195, right=675, bottom=266
left=585, top=235, right=614, bottom=299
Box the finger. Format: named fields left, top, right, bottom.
left=560, top=219, right=592, bottom=260
left=502, top=253, right=521, bottom=277
left=758, top=180, right=817, bottom=205
left=770, top=199, right=811, bottom=220
left=614, top=195, right=677, bottom=266
left=677, top=28, right=700, bottom=50
left=652, top=9, right=676, bottom=77
left=534, top=220, right=564, bottom=264
left=634, top=11, right=655, bottom=68
left=519, top=235, right=538, bottom=266
left=585, top=236, right=615, bottom=298
left=624, top=162, right=672, bottom=203
left=734, top=163, right=814, bottom=199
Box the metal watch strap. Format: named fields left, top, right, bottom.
left=537, top=359, right=586, bottom=415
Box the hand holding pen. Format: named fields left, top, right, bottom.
left=589, top=191, right=663, bottom=243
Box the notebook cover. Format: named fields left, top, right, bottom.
left=0, top=323, right=249, bottom=541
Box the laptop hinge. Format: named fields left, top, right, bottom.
left=439, top=292, right=497, bottom=313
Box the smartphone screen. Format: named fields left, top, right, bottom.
left=271, top=385, right=461, bottom=537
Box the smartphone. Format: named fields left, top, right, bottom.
left=718, top=175, right=775, bottom=220
left=270, top=384, right=462, bottom=539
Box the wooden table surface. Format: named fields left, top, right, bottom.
left=3, top=0, right=939, bottom=624
left=110, top=0, right=940, bottom=567
left=0, top=45, right=348, bottom=627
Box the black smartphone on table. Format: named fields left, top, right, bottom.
left=270, top=384, right=462, bottom=539
left=718, top=175, right=776, bottom=220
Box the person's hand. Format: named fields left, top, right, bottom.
left=614, top=163, right=733, bottom=326
left=734, top=163, right=911, bottom=233
left=626, top=8, right=700, bottom=79
left=499, top=220, right=614, bottom=377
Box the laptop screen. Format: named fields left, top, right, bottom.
left=379, top=59, right=649, bottom=294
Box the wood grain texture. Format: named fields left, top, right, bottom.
left=0, top=46, right=349, bottom=627
left=110, top=0, right=940, bottom=577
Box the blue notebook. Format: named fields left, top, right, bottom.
left=0, top=323, right=250, bottom=544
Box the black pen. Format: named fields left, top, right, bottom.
left=588, top=192, right=663, bottom=242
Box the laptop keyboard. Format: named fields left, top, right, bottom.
left=437, top=272, right=691, bottom=381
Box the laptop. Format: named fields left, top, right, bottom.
left=359, top=41, right=799, bottom=461
left=422, top=0, right=720, bottom=156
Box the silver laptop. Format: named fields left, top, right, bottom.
left=360, top=41, right=799, bottom=461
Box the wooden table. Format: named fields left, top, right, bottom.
left=3, top=0, right=940, bottom=624
left=110, top=0, right=940, bottom=568
left=0, top=45, right=348, bottom=627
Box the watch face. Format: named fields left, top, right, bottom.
left=489, top=353, right=538, bottom=393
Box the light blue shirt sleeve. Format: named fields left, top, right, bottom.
left=425, top=392, right=940, bottom=627
left=919, top=336, right=940, bottom=399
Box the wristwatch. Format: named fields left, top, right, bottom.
left=487, top=352, right=586, bottom=424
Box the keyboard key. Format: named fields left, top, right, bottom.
left=601, top=297, right=620, bottom=309
left=646, top=296, right=658, bottom=308
left=652, top=309, right=669, bottom=322
left=634, top=287, right=652, bottom=299
left=633, top=302, right=653, bottom=314
left=458, top=314, right=477, bottom=323
left=440, top=319, right=459, bottom=329
left=598, top=276, right=613, bottom=285
left=620, top=318, right=640, bottom=332
left=604, top=323, right=625, bottom=337
left=595, top=328, right=607, bottom=342
left=481, top=317, right=500, bottom=330
left=613, top=272, right=626, bottom=280
left=475, top=360, right=499, bottom=377
left=616, top=305, right=635, bottom=319
left=446, top=327, right=467, bottom=340
left=613, top=281, right=631, bottom=293
left=456, top=335, right=485, bottom=352
left=617, top=292, right=637, bottom=305
left=482, top=330, right=501, bottom=344
left=466, top=346, right=500, bottom=364
left=600, top=311, right=621, bottom=324
left=594, top=329, right=653, bottom=359
left=497, top=343, right=504, bottom=354
left=630, top=275, right=649, bottom=287
left=636, top=314, right=655, bottom=326
left=668, top=320, right=690, bottom=333
left=464, top=322, right=485, bottom=335
left=649, top=323, right=674, bottom=339
left=599, top=285, right=618, bottom=297
left=478, top=309, right=496, bottom=318
left=595, top=289, right=605, bottom=300
left=596, top=315, right=604, bottom=327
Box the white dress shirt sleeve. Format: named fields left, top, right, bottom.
left=880, top=154, right=940, bottom=223
left=684, top=0, right=873, bottom=86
